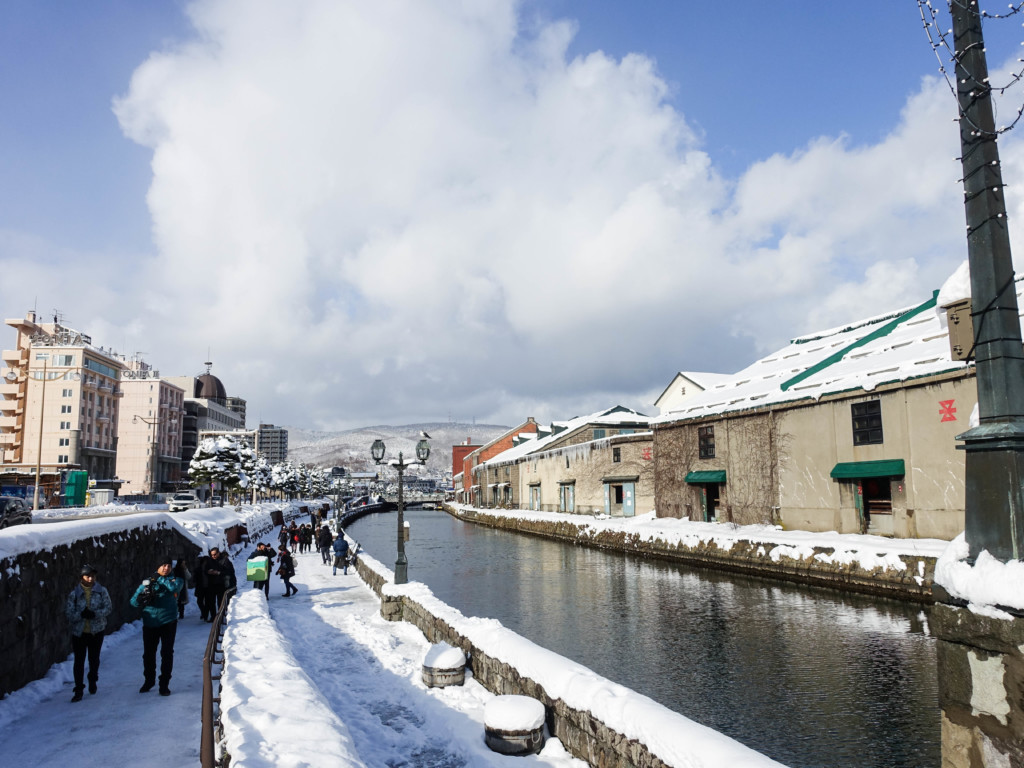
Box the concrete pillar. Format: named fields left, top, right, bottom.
left=932, top=603, right=1024, bottom=766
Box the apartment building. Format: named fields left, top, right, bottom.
left=0, top=311, right=124, bottom=499
left=256, top=423, right=288, bottom=464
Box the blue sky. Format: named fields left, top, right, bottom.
left=1, top=1, right=1021, bottom=430
left=0, top=1, right=945, bottom=252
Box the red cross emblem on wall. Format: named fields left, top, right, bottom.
left=939, top=400, right=957, bottom=422
left=641, top=447, right=653, bottom=460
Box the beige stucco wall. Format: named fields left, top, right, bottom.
left=656, top=371, right=974, bottom=540
left=777, top=374, right=972, bottom=538
left=517, top=435, right=653, bottom=516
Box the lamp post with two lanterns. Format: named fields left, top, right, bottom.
left=370, top=437, right=430, bottom=585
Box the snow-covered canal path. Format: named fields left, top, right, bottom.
left=0, top=534, right=585, bottom=768
left=235, top=544, right=585, bottom=766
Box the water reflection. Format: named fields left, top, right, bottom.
left=348, top=509, right=939, bottom=768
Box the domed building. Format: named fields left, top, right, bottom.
left=166, top=365, right=246, bottom=479
left=194, top=372, right=227, bottom=403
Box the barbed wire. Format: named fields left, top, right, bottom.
left=918, top=0, right=1024, bottom=135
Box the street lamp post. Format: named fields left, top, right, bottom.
left=5, top=360, right=80, bottom=511
left=371, top=437, right=430, bottom=584
left=133, top=414, right=166, bottom=503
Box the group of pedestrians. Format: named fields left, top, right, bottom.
left=62, top=513, right=356, bottom=704
left=278, top=521, right=317, bottom=554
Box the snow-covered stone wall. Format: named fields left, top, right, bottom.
left=449, top=504, right=938, bottom=603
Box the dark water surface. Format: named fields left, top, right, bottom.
left=347, top=509, right=939, bottom=768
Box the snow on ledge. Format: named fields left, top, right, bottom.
left=220, top=589, right=367, bottom=768
left=0, top=512, right=207, bottom=561
left=450, top=504, right=949, bottom=571
left=934, top=533, right=1024, bottom=616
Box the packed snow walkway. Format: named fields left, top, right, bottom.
left=0, top=528, right=586, bottom=768
left=221, top=543, right=586, bottom=767
left=0, top=593, right=209, bottom=766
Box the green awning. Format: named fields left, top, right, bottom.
left=685, top=470, right=726, bottom=484
left=830, top=459, right=905, bottom=480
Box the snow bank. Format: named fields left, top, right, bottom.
left=220, top=589, right=366, bottom=768
left=451, top=504, right=948, bottom=570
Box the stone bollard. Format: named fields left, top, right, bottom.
left=422, top=642, right=466, bottom=688
left=484, top=695, right=545, bottom=756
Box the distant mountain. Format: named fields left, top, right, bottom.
left=286, top=422, right=510, bottom=476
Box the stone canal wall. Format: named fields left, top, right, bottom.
left=443, top=504, right=938, bottom=603
left=352, top=553, right=779, bottom=768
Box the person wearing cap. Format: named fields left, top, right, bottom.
left=129, top=556, right=184, bottom=696
left=65, top=564, right=113, bottom=702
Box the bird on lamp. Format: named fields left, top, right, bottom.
left=420, top=431, right=431, bottom=439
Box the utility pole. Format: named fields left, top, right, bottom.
left=952, top=1, right=1024, bottom=562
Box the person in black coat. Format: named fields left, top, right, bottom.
left=317, top=525, right=334, bottom=565
left=276, top=545, right=298, bottom=596
left=195, top=546, right=232, bottom=621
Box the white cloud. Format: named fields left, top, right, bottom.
left=87, top=0, right=1003, bottom=429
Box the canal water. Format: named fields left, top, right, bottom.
left=346, top=508, right=939, bottom=768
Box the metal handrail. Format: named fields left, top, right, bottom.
left=200, top=585, right=237, bottom=768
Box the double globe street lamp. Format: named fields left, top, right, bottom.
left=371, top=437, right=430, bottom=585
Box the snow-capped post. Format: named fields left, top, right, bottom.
left=370, top=437, right=430, bottom=584
left=948, top=1, right=1024, bottom=565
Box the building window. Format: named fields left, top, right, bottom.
left=594, top=429, right=606, bottom=439
left=62, top=388, right=72, bottom=397
left=58, top=454, right=69, bottom=463
left=59, top=438, right=69, bottom=447
left=61, top=405, right=71, bottom=413
left=852, top=400, right=884, bottom=445
left=60, top=421, right=71, bottom=430
left=56, top=354, right=74, bottom=366
left=613, top=447, right=621, bottom=463
left=698, top=426, right=715, bottom=459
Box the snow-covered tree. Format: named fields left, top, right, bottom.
left=189, top=435, right=252, bottom=501
left=308, top=465, right=331, bottom=497
left=251, top=455, right=274, bottom=499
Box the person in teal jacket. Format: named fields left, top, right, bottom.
left=130, top=556, right=184, bottom=696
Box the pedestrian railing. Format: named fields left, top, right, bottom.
left=200, top=586, right=236, bottom=768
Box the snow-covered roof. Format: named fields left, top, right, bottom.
left=654, top=371, right=734, bottom=406
left=654, top=276, right=1011, bottom=424
left=482, top=406, right=650, bottom=468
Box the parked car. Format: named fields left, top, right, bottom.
left=0, top=496, right=31, bottom=528
left=168, top=492, right=200, bottom=512
left=210, top=495, right=222, bottom=506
